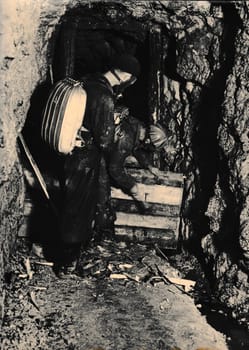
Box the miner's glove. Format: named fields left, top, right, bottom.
left=130, top=184, right=139, bottom=198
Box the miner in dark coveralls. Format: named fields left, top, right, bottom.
left=94, top=106, right=168, bottom=240
left=56, top=54, right=141, bottom=275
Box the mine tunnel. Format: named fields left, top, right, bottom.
left=1, top=1, right=249, bottom=349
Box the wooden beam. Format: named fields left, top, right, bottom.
left=111, top=167, right=183, bottom=248
left=115, top=227, right=176, bottom=246
left=115, top=212, right=178, bottom=230
left=149, top=25, right=163, bottom=124
left=111, top=199, right=180, bottom=217
left=111, top=184, right=183, bottom=206
left=123, top=166, right=184, bottom=187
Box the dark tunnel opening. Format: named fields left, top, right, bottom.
left=52, top=6, right=151, bottom=124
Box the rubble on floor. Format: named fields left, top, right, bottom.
left=1, top=238, right=231, bottom=350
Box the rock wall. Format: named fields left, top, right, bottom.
left=0, top=0, right=68, bottom=316
left=203, top=2, right=249, bottom=326
left=0, top=0, right=40, bottom=318
left=1, top=0, right=249, bottom=328
left=160, top=1, right=249, bottom=327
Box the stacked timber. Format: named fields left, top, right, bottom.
left=111, top=167, right=184, bottom=249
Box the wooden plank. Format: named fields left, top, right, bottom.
left=124, top=166, right=184, bottom=187
left=111, top=168, right=183, bottom=248
left=149, top=25, right=163, bottom=125
left=115, top=227, right=177, bottom=247
left=111, top=184, right=183, bottom=206
left=115, top=212, right=178, bottom=231
left=111, top=198, right=180, bottom=217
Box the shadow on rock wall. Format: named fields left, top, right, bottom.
left=21, top=79, right=64, bottom=254
left=187, top=3, right=242, bottom=256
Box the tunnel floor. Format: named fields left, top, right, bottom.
left=0, top=237, right=233, bottom=350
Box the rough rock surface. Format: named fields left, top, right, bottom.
left=202, top=1, right=249, bottom=327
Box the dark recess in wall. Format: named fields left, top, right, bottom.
left=186, top=2, right=243, bottom=270
left=52, top=9, right=150, bottom=123
left=163, top=34, right=186, bottom=84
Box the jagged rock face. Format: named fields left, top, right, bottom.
left=0, top=0, right=71, bottom=311
left=203, top=2, right=249, bottom=326
left=221, top=3, right=249, bottom=260
left=1, top=0, right=249, bottom=327
left=0, top=0, right=41, bottom=315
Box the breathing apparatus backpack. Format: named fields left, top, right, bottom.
left=41, top=77, right=87, bottom=155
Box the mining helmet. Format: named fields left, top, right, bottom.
left=149, top=124, right=167, bottom=149
left=112, top=54, right=141, bottom=77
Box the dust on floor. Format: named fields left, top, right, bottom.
left=1, top=238, right=229, bottom=350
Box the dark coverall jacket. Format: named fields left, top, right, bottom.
left=94, top=115, right=153, bottom=235
left=60, top=74, right=115, bottom=247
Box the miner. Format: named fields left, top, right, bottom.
left=55, top=54, right=141, bottom=276
left=94, top=105, right=168, bottom=241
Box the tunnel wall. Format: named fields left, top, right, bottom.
left=0, top=0, right=70, bottom=316
left=203, top=2, right=249, bottom=323
left=1, top=0, right=249, bottom=327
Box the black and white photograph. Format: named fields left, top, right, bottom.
left=0, top=1, right=249, bottom=349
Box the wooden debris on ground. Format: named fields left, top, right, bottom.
left=118, top=263, right=133, bottom=270
left=106, top=247, right=196, bottom=291
left=155, top=264, right=196, bottom=292
left=33, top=261, right=54, bottom=267
left=23, top=257, right=34, bottom=280
left=109, top=273, right=128, bottom=280
left=165, top=276, right=196, bottom=292
left=109, top=273, right=140, bottom=283
left=31, top=286, right=47, bottom=291
left=29, top=291, right=40, bottom=311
